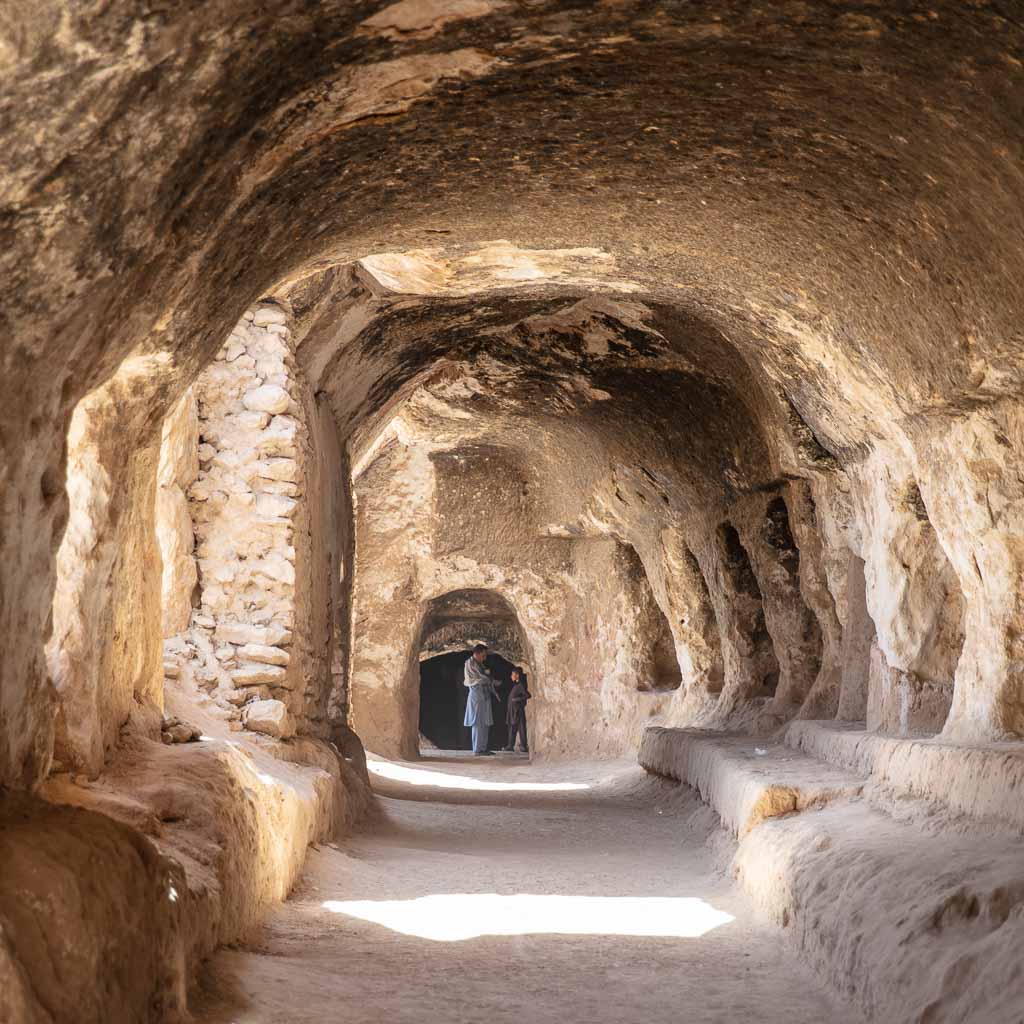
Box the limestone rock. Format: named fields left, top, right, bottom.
left=232, top=410, right=272, bottom=431
left=215, top=622, right=292, bottom=646
left=252, top=306, right=289, bottom=327
left=243, top=386, right=290, bottom=414
left=231, top=662, right=288, bottom=686
left=255, top=416, right=298, bottom=457
left=254, top=554, right=295, bottom=586
left=157, top=390, right=199, bottom=636
left=255, top=479, right=299, bottom=497
left=257, top=458, right=297, bottom=482
left=242, top=699, right=295, bottom=738
left=255, top=493, right=297, bottom=518
left=238, top=644, right=290, bottom=666
left=160, top=715, right=201, bottom=744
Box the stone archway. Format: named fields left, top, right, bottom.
left=417, top=589, right=532, bottom=753
left=350, top=577, right=536, bottom=759
left=419, top=589, right=530, bottom=666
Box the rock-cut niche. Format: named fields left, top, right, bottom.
left=617, top=543, right=683, bottom=693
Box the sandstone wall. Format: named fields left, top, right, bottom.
left=910, top=401, right=1024, bottom=742
left=45, top=359, right=171, bottom=776
left=311, top=395, right=355, bottom=728
left=342, top=371, right=985, bottom=757
left=1, top=716, right=369, bottom=1023
left=350, top=428, right=700, bottom=758
left=157, top=390, right=200, bottom=636
left=4, top=0, right=1024, bottom=797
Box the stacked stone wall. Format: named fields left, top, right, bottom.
left=162, top=303, right=326, bottom=739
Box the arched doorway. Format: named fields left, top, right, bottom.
left=419, top=650, right=519, bottom=752
left=417, top=589, right=532, bottom=755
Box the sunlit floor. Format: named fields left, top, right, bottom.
left=194, top=756, right=858, bottom=1023
left=370, top=752, right=590, bottom=792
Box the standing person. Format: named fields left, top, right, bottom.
left=463, top=644, right=499, bottom=756
left=503, top=667, right=530, bottom=753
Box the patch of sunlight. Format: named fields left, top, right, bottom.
left=321, top=893, right=734, bottom=941
left=367, top=759, right=589, bottom=792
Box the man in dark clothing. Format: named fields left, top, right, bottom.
left=503, top=667, right=530, bottom=753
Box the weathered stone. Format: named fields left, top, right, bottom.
left=255, top=493, right=297, bottom=519
left=232, top=410, right=272, bottom=431
left=156, top=390, right=199, bottom=636
left=254, top=555, right=295, bottom=586
left=231, top=662, right=288, bottom=686
left=216, top=623, right=292, bottom=647
left=243, top=385, right=290, bottom=415
left=255, top=479, right=300, bottom=497
left=161, top=718, right=201, bottom=744
left=255, top=416, right=298, bottom=457
left=6, top=9, right=1024, bottom=1021
left=237, top=644, right=290, bottom=667
left=257, top=458, right=297, bottom=482
left=242, top=698, right=295, bottom=738
left=252, top=307, right=289, bottom=327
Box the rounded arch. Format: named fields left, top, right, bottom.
left=350, top=583, right=537, bottom=760
left=418, top=588, right=532, bottom=669
left=416, top=588, right=535, bottom=754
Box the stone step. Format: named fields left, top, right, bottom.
left=638, top=726, right=864, bottom=836
left=783, top=719, right=1024, bottom=834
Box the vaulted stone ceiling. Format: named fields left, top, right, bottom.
left=6, top=9, right=1024, bottom=1023
left=6, top=0, right=1023, bottom=426
left=288, top=262, right=780, bottom=519
left=3, top=0, right=1024, bottom=786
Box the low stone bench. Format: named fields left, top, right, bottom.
left=639, top=726, right=864, bottom=835
left=784, top=719, right=1024, bottom=834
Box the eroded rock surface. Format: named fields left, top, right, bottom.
left=3, top=2, right=1024, bottom=1021
left=4, top=0, right=1024, bottom=785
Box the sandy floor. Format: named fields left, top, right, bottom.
left=193, top=753, right=859, bottom=1023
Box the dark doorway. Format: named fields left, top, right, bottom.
left=419, top=651, right=516, bottom=751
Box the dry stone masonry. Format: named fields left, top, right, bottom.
left=160, top=303, right=317, bottom=740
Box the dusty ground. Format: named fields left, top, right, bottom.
left=193, top=754, right=859, bottom=1023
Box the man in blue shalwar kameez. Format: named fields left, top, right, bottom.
left=464, top=644, right=499, bottom=756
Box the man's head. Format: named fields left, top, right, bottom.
left=472, top=643, right=488, bottom=663
left=511, top=668, right=520, bottom=681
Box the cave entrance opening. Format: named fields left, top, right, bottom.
left=414, top=588, right=532, bottom=757
left=418, top=650, right=517, bottom=753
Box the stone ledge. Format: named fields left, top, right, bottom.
left=2, top=730, right=371, bottom=1022
left=735, top=801, right=1024, bottom=1022
left=638, top=726, right=864, bottom=835
left=784, top=720, right=1024, bottom=834
left=641, top=725, right=1024, bottom=1020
